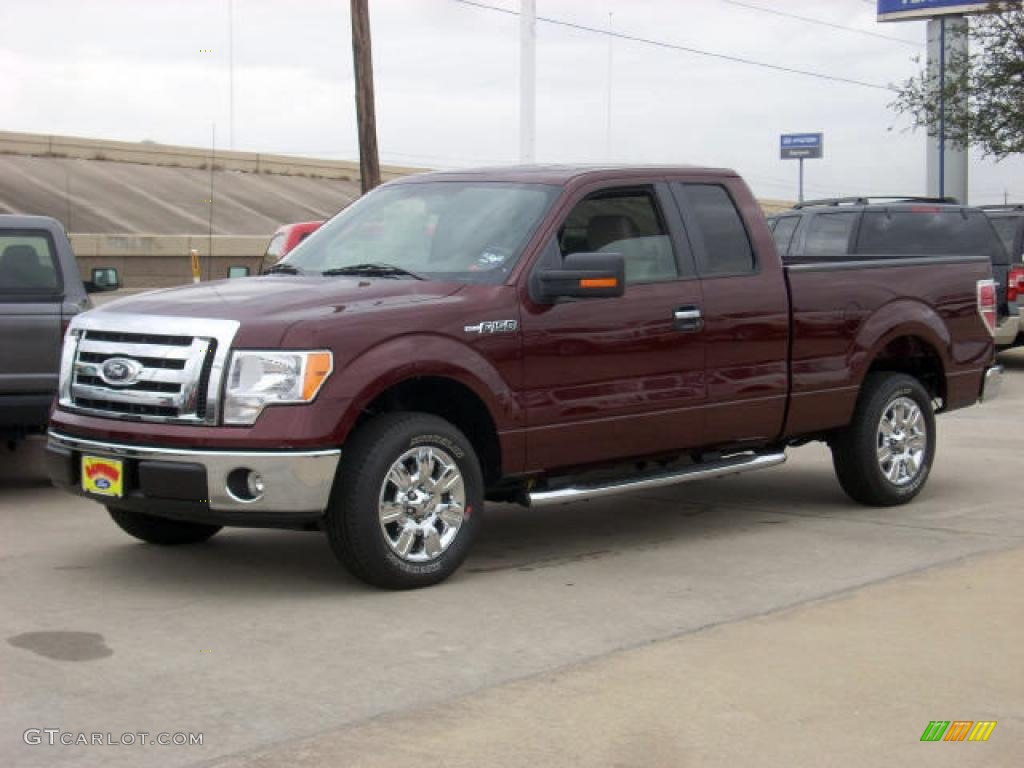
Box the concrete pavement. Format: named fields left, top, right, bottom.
left=3, top=351, right=1024, bottom=767
left=209, top=545, right=1024, bottom=768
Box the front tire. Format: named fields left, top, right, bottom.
left=830, top=373, right=936, bottom=507
left=107, top=507, right=222, bottom=545
left=325, top=413, right=484, bottom=589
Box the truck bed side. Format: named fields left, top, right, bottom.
left=782, top=254, right=993, bottom=439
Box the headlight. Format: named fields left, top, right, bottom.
left=223, top=350, right=333, bottom=426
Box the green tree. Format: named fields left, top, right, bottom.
left=890, top=1, right=1024, bottom=159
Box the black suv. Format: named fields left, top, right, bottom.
left=768, top=197, right=1016, bottom=347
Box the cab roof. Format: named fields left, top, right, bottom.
left=389, top=164, right=739, bottom=186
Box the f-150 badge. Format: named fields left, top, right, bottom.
left=464, top=320, right=518, bottom=335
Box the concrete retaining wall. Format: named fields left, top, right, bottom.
left=70, top=234, right=269, bottom=289
left=0, top=130, right=422, bottom=182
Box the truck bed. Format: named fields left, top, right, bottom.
left=782, top=253, right=994, bottom=438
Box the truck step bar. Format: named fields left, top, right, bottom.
left=528, top=451, right=787, bottom=508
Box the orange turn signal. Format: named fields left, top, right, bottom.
left=579, top=277, right=618, bottom=289
left=302, top=352, right=334, bottom=401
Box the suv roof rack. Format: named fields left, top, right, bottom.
left=792, top=195, right=960, bottom=209
left=978, top=203, right=1024, bottom=212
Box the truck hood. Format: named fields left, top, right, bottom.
left=93, top=276, right=464, bottom=346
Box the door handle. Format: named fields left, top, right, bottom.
left=673, top=306, right=703, bottom=332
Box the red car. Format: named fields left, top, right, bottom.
left=261, top=221, right=323, bottom=272
left=48, top=165, right=999, bottom=589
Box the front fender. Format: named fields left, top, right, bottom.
left=324, top=333, right=522, bottom=445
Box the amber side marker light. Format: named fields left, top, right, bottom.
left=302, top=352, right=334, bottom=401
left=579, top=278, right=618, bottom=289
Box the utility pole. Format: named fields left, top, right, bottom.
left=351, top=0, right=381, bottom=193
left=519, top=0, right=536, bottom=163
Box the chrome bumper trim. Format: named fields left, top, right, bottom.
left=980, top=365, right=1003, bottom=404
left=48, top=431, right=340, bottom=515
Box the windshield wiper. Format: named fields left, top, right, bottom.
left=264, top=263, right=307, bottom=275
left=320, top=263, right=425, bottom=280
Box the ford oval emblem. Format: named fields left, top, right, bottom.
left=99, top=357, right=144, bottom=387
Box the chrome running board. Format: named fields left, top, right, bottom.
left=527, top=451, right=787, bottom=508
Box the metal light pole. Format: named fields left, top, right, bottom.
left=519, top=0, right=536, bottom=163
left=228, top=0, right=235, bottom=150
left=606, top=11, right=613, bottom=160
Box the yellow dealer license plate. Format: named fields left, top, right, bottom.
left=82, top=456, right=124, bottom=498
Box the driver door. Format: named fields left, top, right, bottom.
left=519, top=181, right=706, bottom=471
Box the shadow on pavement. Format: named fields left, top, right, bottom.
left=5, top=431, right=858, bottom=594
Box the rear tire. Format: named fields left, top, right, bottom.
left=830, top=373, right=936, bottom=507
left=107, top=507, right=222, bottom=545
left=325, top=412, right=484, bottom=589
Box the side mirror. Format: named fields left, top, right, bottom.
left=85, top=267, right=121, bottom=293
left=227, top=266, right=251, bottom=278
left=534, top=252, right=625, bottom=303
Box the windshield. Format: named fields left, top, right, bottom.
left=282, top=181, right=559, bottom=284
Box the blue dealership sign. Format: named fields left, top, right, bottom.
left=878, top=0, right=994, bottom=22
left=781, top=133, right=823, bottom=160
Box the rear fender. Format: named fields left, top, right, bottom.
left=852, top=299, right=951, bottom=387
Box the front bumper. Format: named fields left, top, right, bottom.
left=46, top=431, right=340, bottom=527
left=980, top=365, right=1003, bottom=404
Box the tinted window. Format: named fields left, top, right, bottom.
left=803, top=212, right=858, bottom=256
left=857, top=209, right=1007, bottom=264
left=680, top=184, right=755, bottom=275
left=990, top=216, right=1022, bottom=259
left=0, top=233, right=60, bottom=293
left=559, top=188, right=678, bottom=284
left=771, top=216, right=800, bottom=257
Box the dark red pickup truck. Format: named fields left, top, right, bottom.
left=47, top=166, right=1001, bottom=588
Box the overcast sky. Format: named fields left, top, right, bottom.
left=1, top=0, right=1021, bottom=203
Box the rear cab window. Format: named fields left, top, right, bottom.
left=673, top=183, right=756, bottom=276
left=0, top=231, right=62, bottom=298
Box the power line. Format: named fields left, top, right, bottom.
left=451, top=0, right=895, bottom=92
left=720, top=0, right=922, bottom=47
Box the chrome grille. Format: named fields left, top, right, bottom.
left=59, top=313, right=240, bottom=424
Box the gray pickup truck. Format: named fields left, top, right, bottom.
left=0, top=215, right=119, bottom=442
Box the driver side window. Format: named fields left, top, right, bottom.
left=558, top=188, right=678, bottom=285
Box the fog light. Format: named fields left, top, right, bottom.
left=246, top=471, right=265, bottom=498
left=226, top=468, right=265, bottom=502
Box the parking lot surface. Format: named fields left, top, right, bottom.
left=3, top=352, right=1024, bottom=768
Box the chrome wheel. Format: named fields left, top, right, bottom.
left=378, top=446, right=466, bottom=563
left=876, top=396, right=927, bottom=487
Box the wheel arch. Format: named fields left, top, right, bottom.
left=327, top=335, right=519, bottom=484
left=852, top=301, right=951, bottom=404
